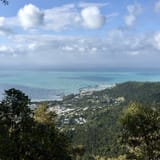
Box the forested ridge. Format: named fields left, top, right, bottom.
left=62, top=82, right=160, bottom=159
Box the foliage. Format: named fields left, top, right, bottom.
left=106, top=155, right=127, bottom=160
left=0, top=88, right=72, bottom=160
left=71, top=145, right=85, bottom=160
left=1, top=82, right=160, bottom=159
left=71, top=106, right=125, bottom=158
left=120, top=102, right=160, bottom=160
left=0, top=88, right=33, bottom=160
left=34, top=102, right=56, bottom=125
left=62, top=82, right=160, bottom=159
left=0, top=0, right=8, bottom=5
left=96, top=81, right=160, bottom=105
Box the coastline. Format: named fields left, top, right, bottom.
left=1, top=70, right=160, bottom=103
left=31, top=83, right=115, bottom=103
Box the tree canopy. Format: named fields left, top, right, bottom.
left=120, top=103, right=160, bottom=160
left=34, top=103, right=56, bottom=125
left=0, top=88, right=72, bottom=160
left=0, top=0, right=8, bottom=5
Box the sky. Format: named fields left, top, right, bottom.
left=0, top=0, right=160, bottom=70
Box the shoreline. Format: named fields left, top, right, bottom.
left=31, top=83, right=115, bottom=103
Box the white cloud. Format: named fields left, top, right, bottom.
left=78, top=2, right=109, bottom=8
left=0, top=3, right=108, bottom=32
left=124, top=4, right=142, bottom=27
left=62, top=46, right=74, bottom=51
left=18, top=4, right=44, bottom=29
left=28, top=43, right=37, bottom=50
left=127, top=4, right=142, bottom=15
left=44, top=4, right=80, bottom=31
left=125, top=15, right=136, bottom=27
left=0, top=17, right=13, bottom=35
left=153, top=32, right=160, bottom=50
left=0, top=27, right=13, bottom=35
left=81, top=6, right=106, bottom=29
left=0, top=45, right=8, bottom=52
left=44, top=4, right=106, bottom=31
left=155, top=0, right=160, bottom=13
left=0, top=3, right=160, bottom=69
left=0, top=17, right=5, bottom=26
left=0, top=29, right=159, bottom=69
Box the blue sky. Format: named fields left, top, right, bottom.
left=0, top=0, right=160, bottom=69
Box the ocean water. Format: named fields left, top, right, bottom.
left=0, top=70, right=160, bottom=101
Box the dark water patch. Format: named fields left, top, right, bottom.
left=0, top=73, right=14, bottom=78
left=0, top=84, right=64, bottom=101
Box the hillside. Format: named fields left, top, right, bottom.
left=98, top=81, right=160, bottom=105
left=46, top=81, right=160, bottom=159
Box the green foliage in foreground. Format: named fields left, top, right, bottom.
left=84, top=103, right=160, bottom=160
left=0, top=88, right=72, bottom=160
left=120, top=103, right=160, bottom=160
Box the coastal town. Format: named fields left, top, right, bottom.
left=41, top=87, right=125, bottom=129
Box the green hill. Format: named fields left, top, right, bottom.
left=57, top=81, right=160, bottom=159
left=95, top=81, right=160, bottom=105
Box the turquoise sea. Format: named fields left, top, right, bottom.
left=0, top=70, right=160, bottom=101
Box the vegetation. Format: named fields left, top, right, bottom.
left=0, top=88, right=72, bottom=160
left=0, top=82, right=160, bottom=159
left=120, top=103, right=160, bottom=160
left=0, top=0, right=8, bottom=5
left=58, top=82, right=160, bottom=159
left=34, top=102, right=56, bottom=125
left=71, top=106, right=124, bottom=158
left=97, top=81, right=160, bottom=105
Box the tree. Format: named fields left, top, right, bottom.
left=0, top=88, right=34, bottom=160
left=71, top=145, right=85, bottom=160
left=120, top=103, right=160, bottom=160
left=106, top=155, right=127, bottom=160
left=34, top=102, right=56, bottom=125
left=0, top=88, right=72, bottom=160
left=33, top=103, right=72, bottom=160
left=0, top=0, right=8, bottom=5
